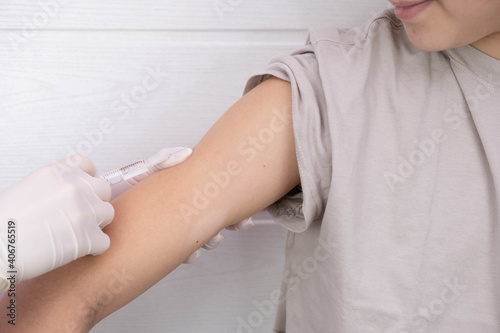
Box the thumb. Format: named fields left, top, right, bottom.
left=153, top=147, right=193, bottom=170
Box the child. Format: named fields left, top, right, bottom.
left=2, top=1, right=499, bottom=332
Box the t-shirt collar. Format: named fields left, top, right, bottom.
left=444, top=44, right=500, bottom=93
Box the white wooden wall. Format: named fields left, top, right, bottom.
left=0, top=1, right=389, bottom=332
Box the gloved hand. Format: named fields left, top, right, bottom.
left=103, top=147, right=255, bottom=264
left=182, top=216, right=255, bottom=264
left=0, top=148, right=194, bottom=293
left=0, top=154, right=113, bottom=292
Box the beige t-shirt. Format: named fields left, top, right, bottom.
left=244, top=8, right=500, bottom=333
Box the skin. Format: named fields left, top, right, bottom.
left=389, top=0, right=500, bottom=59
left=0, top=76, right=299, bottom=332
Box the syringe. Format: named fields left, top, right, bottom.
left=99, top=147, right=192, bottom=200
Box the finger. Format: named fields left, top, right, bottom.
left=226, top=216, right=255, bottom=231
left=93, top=201, right=115, bottom=229
left=88, top=229, right=111, bottom=256
left=183, top=250, right=201, bottom=264
left=156, top=147, right=193, bottom=170
left=79, top=173, right=113, bottom=202
left=202, top=232, right=223, bottom=250
left=53, top=154, right=112, bottom=201
left=108, top=178, right=135, bottom=201
left=0, top=277, right=8, bottom=292
left=55, top=154, right=98, bottom=177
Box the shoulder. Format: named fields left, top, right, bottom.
left=302, top=8, right=450, bottom=87
left=307, top=8, right=406, bottom=53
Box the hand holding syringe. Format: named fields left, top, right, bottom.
left=0, top=146, right=252, bottom=292
left=99, top=147, right=255, bottom=264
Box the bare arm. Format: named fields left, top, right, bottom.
left=0, top=76, right=299, bottom=332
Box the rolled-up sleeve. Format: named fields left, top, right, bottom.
left=243, top=42, right=332, bottom=233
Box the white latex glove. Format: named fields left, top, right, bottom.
left=182, top=216, right=255, bottom=264
left=0, top=155, right=114, bottom=292
left=101, top=147, right=255, bottom=264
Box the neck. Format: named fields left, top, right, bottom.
left=471, top=32, right=500, bottom=61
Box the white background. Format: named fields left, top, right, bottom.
left=0, top=1, right=389, bottom=332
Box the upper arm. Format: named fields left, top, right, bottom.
left=1, top=76, right=299, bottom=332
left=180, top=75, right=300, bottom=229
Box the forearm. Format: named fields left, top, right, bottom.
left=0, top=77, right=298, bottom=332
left=0, top=164, right=223, bottom=332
